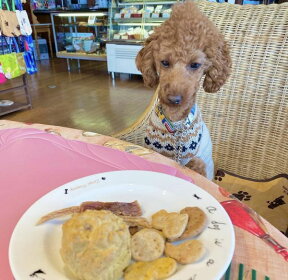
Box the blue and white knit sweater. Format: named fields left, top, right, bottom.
left=144, top=104, right=214, bottom=180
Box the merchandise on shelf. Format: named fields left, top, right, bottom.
left=33, top=39, right=49, bottom=60
left=88, top=0, right=109, bottom=9
left=63, top=33, right=104, bottom=54
left=113, top=26, right=149, bottom=40
left=108, top=0, right=177, bottom=42
left=68, top=0, right=88, bottom=9
left=34, top=0, right=110, bottom=11
left=33, top=0, right=56, bottom=10
left=51, top=11, right=108, bottom=61
left=0, top=0, right=35, bottom=116
left=106, top=0, right=178, bottom=78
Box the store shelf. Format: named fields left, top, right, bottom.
left=56, top=51, right=107, bottom=61
left=113, top=17, right=167, bottom=23
left=56, top=24, right=108, bottom=27
left=34, top=9, right=109, bottom=15
left=118, top=1, right=177, bottom=6
left=0, top=75, right=32, bottom=116
left=113, top=18, right=143, bottom=23
left=118, top=2, right=144, bottom=6
left=53, top=12, right=109, bottom=17
left=51, top=11, right=108, bottom=70
left=107, top=39, right=143, bottom=44
left=0, top=102, right=32, bottom=117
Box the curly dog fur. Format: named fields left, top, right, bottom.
left=136, top=1, right=231, bottom=178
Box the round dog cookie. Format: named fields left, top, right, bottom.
left=151, top=209, right=169, bottom=230
left=151, top=257, right=177, bottom=279
left=124, top=261, right=151, bottom=280
left=165, top=240, right=205, bottom=264
left=131, top=228, right=165, bottom=262
left=162, top=212, right=189, bottom=241
left=178, top=207, right=207, bottom=240
left=124, top=257, right=177, bottom=280
left=152, top=210, right=189, bottom=241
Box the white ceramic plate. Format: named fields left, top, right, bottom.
left=9, top=170, right=235, bottom=280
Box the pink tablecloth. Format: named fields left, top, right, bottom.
left=0, top=120, right=287, bottom=280
left=0, top=127, right=191, bottom=279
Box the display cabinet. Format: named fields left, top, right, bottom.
left=106, top=0, right=179, bottom=78
left=108, top=0, right=179, bottom=42
left=50, top=11, right=108, bottom=70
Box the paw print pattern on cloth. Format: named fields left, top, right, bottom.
left=267, top=195, right=286, bottom=209
left=214, top=170, right=225, bottom=181
left=232, top=191, right=252, bottom=201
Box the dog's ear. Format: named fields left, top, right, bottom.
left=203, top=40, right=232, bottom=93
left=136, top=34, right=159, bottom=88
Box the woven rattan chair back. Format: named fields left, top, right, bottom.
left=113, top=1, right=288, bottom=180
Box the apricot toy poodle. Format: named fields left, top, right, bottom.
left=136, top=1, right=232, bottom=179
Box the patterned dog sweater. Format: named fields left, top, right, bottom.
left=144, top=104, right=214, bottom=180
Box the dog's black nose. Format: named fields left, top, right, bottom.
left=167, top=95, right=182, bottom=105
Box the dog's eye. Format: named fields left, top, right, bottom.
left=161, top=60, right=170, bottom=68
left=189, top=63, right=202, bottom=70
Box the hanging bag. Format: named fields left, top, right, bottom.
left=0, top=0, right=21, bottom=37
left=0, top=63, right=7, bottom=83
left=15, top=0, right=32, bottom=36
left=0, top=36, right=26, bottom=78
left=21, top=34, right=37, bottom=74
left=0, top=37, right=7, bottom=83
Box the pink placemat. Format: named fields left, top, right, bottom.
left=0, top=128, right=191, bottom=280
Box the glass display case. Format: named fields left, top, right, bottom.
left=50, top=11, right=108, bottom=70
left=108, top=0, right=179, bottom=42
left=106, top=0, right=179, bottom=78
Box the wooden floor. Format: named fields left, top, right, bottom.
left=0, top=58, right=153, bottom=135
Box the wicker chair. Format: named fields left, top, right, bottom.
left=112, top=1, right=288, bottom=180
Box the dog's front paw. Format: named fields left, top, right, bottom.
left=186, top=158, right=207, bottom=177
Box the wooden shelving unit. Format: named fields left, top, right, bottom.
left=0, top=75, right=32, bottom=117
left=56, top=51, right=107, bottom=61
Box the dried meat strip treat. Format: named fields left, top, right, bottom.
left=37, top=200, right=142, bottom=225
left=79, top=200, right=142, bottom=216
